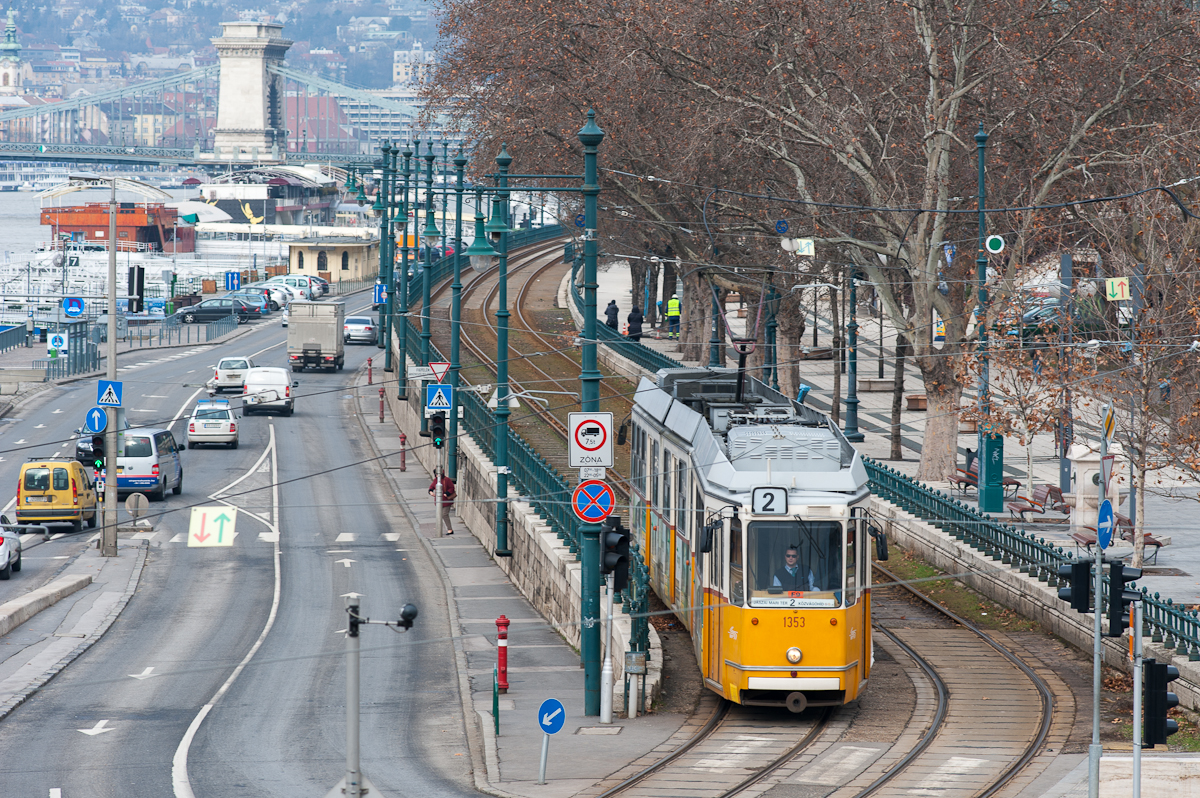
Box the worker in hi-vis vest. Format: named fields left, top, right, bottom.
left=666, top=294, right=681, bottom=339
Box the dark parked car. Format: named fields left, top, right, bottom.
left=229, top=286, right=279, bottom=311
left=174, top=297, right=259, bottom=324
left=225, top=292, right=271, bottom=316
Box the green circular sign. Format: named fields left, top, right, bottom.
left=985, top=235, right=1005, bottom=254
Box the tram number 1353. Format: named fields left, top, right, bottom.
left=752, top=486, right=788, bottom=515
left=783, top=615, right=805, bottom=628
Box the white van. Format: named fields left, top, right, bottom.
left=117, top=428, right=184, bottom=501
left=242, top=367, right=298, bottom=416
left=267, top=275, right=319, bottom=301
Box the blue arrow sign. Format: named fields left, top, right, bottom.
left=426, top=384, right=452, bottom=411
left=373, top=283, right=387, bottom=305
left=224, top=271, right=241, bottom=291
left=97, top=380, right=122, bottom=407
left=775, top=219, right=789, bottom=234
left=1097, top=499, right=1115, bottom=550
left=537, top=697, right=565, bottom=735
left=62, top=297, right=84, bottom=317
left=84, top=406, right=108, bottom=434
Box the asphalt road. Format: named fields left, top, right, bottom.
left=0, top=298, right=473, bottom=797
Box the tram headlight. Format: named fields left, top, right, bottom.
left=786, top=647, right=802, bottom=664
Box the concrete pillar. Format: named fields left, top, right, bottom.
left=212, top=21, right=291, bottom=160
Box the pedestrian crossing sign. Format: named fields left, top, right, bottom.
left=425, top=384, right=453, bottom=412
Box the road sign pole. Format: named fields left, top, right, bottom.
left=538, top=732, right=550, bottom=785
left=102, top=178, right=118, bottom=559
left=1090, top=403, right=1112, bottom=798
left=345, top=596, right=363, bottom=798
left=1133, top=599, right=1143, bottom=798
left=601, top=571, right=615, bottom=723
left=435, top=451, right=444, bottom=539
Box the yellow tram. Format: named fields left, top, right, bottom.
left=627, top=368, right=880, bottom=712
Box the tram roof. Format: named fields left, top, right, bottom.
left=634, top=368, right=868, bottom=496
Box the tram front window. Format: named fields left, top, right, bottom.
left=746, top=520, right=843, bottom=608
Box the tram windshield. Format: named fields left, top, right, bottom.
left=745, top=520, right=843, bottom=608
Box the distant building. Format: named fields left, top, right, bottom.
left=392, top=42, right=434, bottom=85
left=288, top=238, right=378, bottom=282
left=199, top=165, right=343, bottom=227
left=0, top=9, right=21, bottom=96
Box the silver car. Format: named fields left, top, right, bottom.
left=187, top=401, right=239, bottom=449
left=211, top=357, right=255, bottom=393
left=343, top=315, right=376, bottom=344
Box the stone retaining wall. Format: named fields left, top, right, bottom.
left=383, top=339, right=662, bottom=714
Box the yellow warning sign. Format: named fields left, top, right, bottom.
left=188, top=506, right=238, bottom=547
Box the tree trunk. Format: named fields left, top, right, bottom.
left=830, top=286, right=841, bottom=425
left=1133, top=458, right=1146, bottom=569
left=1025, top=432, right=1036, bottom=499
left=916, top=380, right=964, bottom=481
left=890, top=334, right=909, bottom=460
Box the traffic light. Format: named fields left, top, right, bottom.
left=127, top=266, right=145, bottom=313
left=1057, top=560, right=1091, bottom=613
left=600, top=515, right=630, bottom=592
left=429, top=412, right=446, bottom=449
left=91, top=435, right=105, bottom=471
left=1145, top=658, right=1180, bottom=746
left=1107, top=562, right=1142, bottom=637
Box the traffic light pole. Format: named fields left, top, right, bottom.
left=1089, top=419, right=1109, bottom=798
left=101, top=179, right=118, bottom=558
left=601, top=571, right=614, bottom=724
left=435, top=448, right=445, bottom=538
left=1133, top=599, right=1143, bottom=798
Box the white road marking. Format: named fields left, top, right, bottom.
left=334, top=532, right=355, bottom=542
left=167, top=386, right=207, bottom=432
left=3, top=498, right=14, bottom=512
left=13, top=439, right=24, bottom=444
left=78, top=720, right=114, bottom=736
left=33, top=424, right=44, bottom=429
left=129, top=667, right=157, bottom=680
left=796, top=746, right=880, bottom=785
left=51, top=409, right=62, bottom=414
left=334, top=558, right=355, bottom=568
left=173, top=425, right=281, bottom=798
left=693, top=735, right=776, bottom=770
left=381, top=532, right=400, bottom=541
left=50, top=790, right=62, bottom=798
left=250, top=340, right=285, bottom=358
left=258, top=531, right=279, bottom=543
left=326, top=550, right=352, bottom=554
left=131, top=531, right=157, bottom=541
left=169, top=533, right=185, bottom=543
left=19, top=534, right=37, bottom=544
left=142, top=395, right=169, bottom=399
left=906, top=757, right=990, bottom=797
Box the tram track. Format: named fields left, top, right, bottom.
left=423, top=240, right=636, bottom=492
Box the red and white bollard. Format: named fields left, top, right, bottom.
left=367, top=357, right=373, bottom=385
left=496, top=615, right=510, bottom=693
left=379, top=386, right=385, bottom=422
left=398, top=433, right=407, bottom=472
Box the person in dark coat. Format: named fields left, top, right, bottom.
left=604, top=300, right=619, bottom=329
left=772, top=547, right=817, bottom=591
left=627, top=306, right=644, bottom=342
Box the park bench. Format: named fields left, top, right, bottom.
left=1007, top=484, right=1071, bottom=523
left=950, top=459, right=1021, bottom=498
left=1071, top=513, right=1166, bottom=564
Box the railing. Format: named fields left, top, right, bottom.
left=0, top=325, right=25, bottom=355
left=863, top=457, right=1200, bottom=659
left=569, top=268, right=683, bottom=374
left=36, top=345, right=100, bottom=380
left=205, top=315, right=239, bottom=341
left=331, top=279, right=376, bottom=296
left=407, top=308, right=577, bottom=558
left=622, top=539, right=651, bottom=657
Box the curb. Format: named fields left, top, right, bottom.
left=0, top=573, right=93, bottom=638
left=0, top=539, right=148, bottom=721
left=348, top=362, right=523, bottom=798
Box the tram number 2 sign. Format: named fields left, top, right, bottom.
left=751, top=487, right=788, bottom=515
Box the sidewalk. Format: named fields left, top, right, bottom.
left=0, top=537, right=148, bottom=720
left=593, top=262, right=1200, bottom=606
left=350, top=370, right=688, bottom=798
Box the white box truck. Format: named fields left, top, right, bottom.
left=287, top=299, right=345, bottom=372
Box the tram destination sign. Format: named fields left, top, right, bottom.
left=568, top=412, right=613, bottom=468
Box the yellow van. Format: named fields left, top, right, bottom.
left=17, top=458, right=99, bottom=531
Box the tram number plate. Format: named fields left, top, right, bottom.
left=751, top=487, right=788, bottom=515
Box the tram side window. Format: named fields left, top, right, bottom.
left=845, top=523, right=857, bottom=606
left=630, top=423, right=642, bottom=490
left=663, top=454, right=674, bottom=525
left=651, top=441, right=660, bottom=506
left=675, top=469, right=686, bottom=534
left=729, top=516, right=744, bottom=606
left=744, top=520, right=843, bottom=608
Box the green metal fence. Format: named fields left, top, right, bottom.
left=205, top=314, right=239, bottom=341
left=569, top=262, right=683, bottom=374
left=0, top=325, right=25, bottom=355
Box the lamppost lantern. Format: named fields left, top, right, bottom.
left=343, top=168, right=356, bottom=191
left=371, top=189, right=386, bottom=216
left=485, top=197, right=508, bottom=243
left=356, top=182, right=369, bottom=207
left=464, top=204, right=497, bottom=273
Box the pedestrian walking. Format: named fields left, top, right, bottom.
left=604, top=299, right=620, bottom=329
left=428, top=468, right=457, bottom=535
left=666, top=293, right=681, bottom=339
left=627, top=306, right=644, bottom=342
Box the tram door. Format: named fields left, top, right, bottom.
left=704, top=515, right=725, bottom=687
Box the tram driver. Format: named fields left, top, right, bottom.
left=772, top=546, right=818, bottom=592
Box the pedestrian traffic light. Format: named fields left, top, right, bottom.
left=1145, top=658, right=1180, bottom=746
left=1107, top=562, right=1142, bottom=637
left=1057, top=560, right=1091, bottom=613
left=429, top=412, right=446, bottom=449
left=600, top=515, right=630, bottom=592
left=91, top=435, right=105, bottom=470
